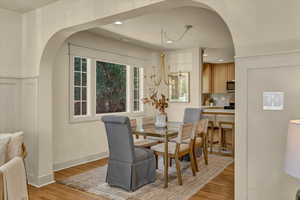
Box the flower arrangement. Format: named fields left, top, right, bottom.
left=143, top=92, right=169, bottom=114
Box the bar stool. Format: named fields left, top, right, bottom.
left=218, top=121, right=235, bottom=157
left=208, top=120, right=219, bottom=153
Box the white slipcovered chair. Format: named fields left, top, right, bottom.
left=0, top=132, right=28, bottom=200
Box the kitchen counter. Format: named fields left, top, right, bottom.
left=202, top=106, right=235, bottom=115
left=202, top=107, right=235, bottom=127
left=203, top=108, right=235, bottom=115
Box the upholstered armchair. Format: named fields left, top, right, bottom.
left=102, top=116, right=156, bottom=191
left=0, top=132, right=28, bottom=200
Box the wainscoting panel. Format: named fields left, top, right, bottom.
left=0, top=78, right=21, bottom=132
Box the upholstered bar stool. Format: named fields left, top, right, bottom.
left=218, top=121, right=235, bottom=157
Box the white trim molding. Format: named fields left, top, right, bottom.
left=28, top=173, right=55, bottom=188
left=53, top=152, right=108, bottom=172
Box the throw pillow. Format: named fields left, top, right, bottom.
left=7, top=132, right=24, bottom=161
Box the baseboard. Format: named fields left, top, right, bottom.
left=53, top=152, right=108, bottom=172
left=28, top=173, right=55, bottom=188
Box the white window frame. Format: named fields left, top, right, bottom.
left=69, top=56, right=145, bottom=123
left=69, top=56, right=93, bottom=122
left=132, top=66, right=144, bottom=113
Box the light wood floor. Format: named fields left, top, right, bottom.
left=28, top=157, right=234, bottom=200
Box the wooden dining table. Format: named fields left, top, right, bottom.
left=132, top=123, right=179, bottom=188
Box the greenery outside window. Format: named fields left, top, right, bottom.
left=96, top=61, right=127, bottom=114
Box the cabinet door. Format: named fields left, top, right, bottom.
left=202, top=63, right=212, bottom=93
left=227, top=63, right=235, bottom=81
left=213, top=64, right=227, bottom=93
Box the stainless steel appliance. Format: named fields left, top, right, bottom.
left=226, top=81, right=235, bottom=93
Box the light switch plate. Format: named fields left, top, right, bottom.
left=263, top=92, right=284, bottom=110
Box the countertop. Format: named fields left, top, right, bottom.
left=202, top=106, right=235, bottom=114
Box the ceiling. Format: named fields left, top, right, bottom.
left=89, top=6, right=234, bottom=63
left=0, top=0, right=59, bottom=13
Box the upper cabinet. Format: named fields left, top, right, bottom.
left=227, top=63, right=235, bottom=81
left=202, top=62, right=235, bottom=94
left=202, top=63, right=213, bottom=93
left=213, top=63, right=228, bottom=93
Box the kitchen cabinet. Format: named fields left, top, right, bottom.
left=202, top=62, right=235, bottom=94
left=213, top=64, right=227, bottom=93
left=227, top=63, right=235, bottom=81
left=202, top=63, right=213, bottom=93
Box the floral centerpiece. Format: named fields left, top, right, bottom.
left=143, top=92, right=169, bottom=127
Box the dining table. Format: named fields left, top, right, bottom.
left=132, top=123, right=180, bottom=188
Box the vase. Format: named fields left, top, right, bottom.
left=155, top=113, right=167, bottom=128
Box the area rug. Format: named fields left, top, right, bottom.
left=58, top=154, right=233, bottom=200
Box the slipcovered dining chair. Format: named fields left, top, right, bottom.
left=102, top=116, right=156, bottom=191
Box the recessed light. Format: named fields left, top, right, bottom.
left=203, top=54, right=208, bottom=57
left=114, top=21, right=123, bottom=25
left=166, top=40, right=173, bottom=44
left=218, top=59, right=224, bottom=62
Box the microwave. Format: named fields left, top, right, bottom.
left=226, top=81, right=235, bottom=92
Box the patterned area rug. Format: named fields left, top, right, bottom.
left=58, top=154, right=233, bottom=200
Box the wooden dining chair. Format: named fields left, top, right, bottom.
left=193, top=119, right=209, bottom=171
left=130, top=118, right=160, bottom=148
left=151, top=123, right=197, bottom=185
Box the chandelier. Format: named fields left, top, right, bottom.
left=148, top=25, right=193, bottom=89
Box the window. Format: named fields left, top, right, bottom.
left=73, top=57, right=90, bottom=117
left=133, top=67, right=143, bottom=112
left=70, top=55, right=144, bottom=121
left=96, top=61, right=127, bottom=114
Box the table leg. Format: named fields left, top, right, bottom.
left=164, top=134, right=169, bottom=188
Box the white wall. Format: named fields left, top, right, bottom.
left=0, top=8, right=22, bottom=133
left=236, top=51, right=300, bottom=200
left=166, top=48, right=202, bottom=121
left=0, top=8, right=21, bottom=78
left=52, top=31, right=159, bottom=170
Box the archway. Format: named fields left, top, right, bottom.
left=34, top=0, right=244, bottom=198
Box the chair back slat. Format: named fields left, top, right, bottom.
left=142, top=117, right=155, bottom=130
left=197, top=119, right=209, bottom=136
left=176, top=123, right=194, bottom=143
left=130, top=119, right=137, bottom=129
left=142, top=117, right=154, bottom=125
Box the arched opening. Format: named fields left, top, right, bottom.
left=36, top=0, right=241, bottom=198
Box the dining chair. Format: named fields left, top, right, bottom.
left=130, top=118, right=160, bottom=148
left=194, top=119, right=209, bottom=171
left=183, top=108, right=203, bottom=124
left=102, top=116, right=156, bottom=191
left=151, top=123, right=196, bottom=185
